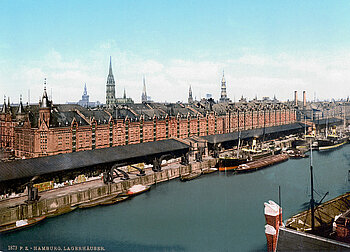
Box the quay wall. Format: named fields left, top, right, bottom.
left=0, top=159, right=216, bottom=225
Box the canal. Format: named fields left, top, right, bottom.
left=1, top=145, right=350, bottom=251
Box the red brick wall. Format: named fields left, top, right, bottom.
left=199, top=117, right=207, bottom=136
left=114, top=119, right=126, bottom=146
left=246, top=111, right=252, bottom=130
left=143, top=121, right=154, bottom=142
left=1, top=107, right=298, bottom=159
left=253, top=111, right=258, bottom=129
left=128, top=121, right=141, bottom=144
left=156, top=120, right=166, bottom=140
left=178, top=119, right=188, bottom=139
left=216, top=117, right=224, bottom=134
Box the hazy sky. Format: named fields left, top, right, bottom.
left=1, top=0, right=350, bottom=104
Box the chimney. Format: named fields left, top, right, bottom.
left=294, top=91, right=298, bottom=106
left=303, top=91, right=306, bottom=107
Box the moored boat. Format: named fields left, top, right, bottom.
left=235, top=154, right=289, bottom=173
left=99, top=195, right=129, bottom=205
left=79, top=193, right=120, bottom=209
left=126, top=184, right=151, bottom=196
left=180, top=171, right=202, bottom=181
left=45, top=205, right=77, bottom=217
left=317, top=135, right=347, bottom=151
left=218, top=156, right=247, bottom=171
left=289, top=152, right=309, bottom=159
left=202, top=168, right=218, bottom=174
left=0, top=216, right=46, bottom=234
left=286, top=149, right=309, bottom=159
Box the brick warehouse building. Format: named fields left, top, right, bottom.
left=0, top=87, right=297, bottom=159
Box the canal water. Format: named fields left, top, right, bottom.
left=1, top=145, right=350, bottom=252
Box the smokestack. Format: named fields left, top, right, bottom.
left=303, top=91, right=306, bottom=107
left=294, top=91, right=298, bottom=106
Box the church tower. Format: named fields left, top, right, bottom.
left=39, top=79, right=52, bottom=127
left=188, top=85, right=193, bottom=104
left=219, top=70, right=228, bottom=103
left=141, top=76, right=147, bottom=103
left=106, top=56, right=116, bottom=107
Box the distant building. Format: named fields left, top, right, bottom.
left=68, top=84, right=100, bottom=107
left=115, top=88, right=134, bottom=104
left=78, top=83, right=89, bottom=107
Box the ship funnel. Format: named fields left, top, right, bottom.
left=264, top=200, right=283, bottom=252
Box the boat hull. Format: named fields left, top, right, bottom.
left=202, top=168, right=218, bottom=174
left=318, top=140, right=347, bottom=151
left=46, top=205, right=77, bottom=217
left=0, top=216, right=46, bottom=234
left=127, top=185, right=151, bottom=196
left=79, top=193, right=120, bottom=209
left=180, top=171, right=202, bottom=181
left=218, top=158, right=247, bottom=171
left=99, top=196, right=129, bottom=205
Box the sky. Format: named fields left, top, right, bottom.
left=1, top=0, right=350, bottom=104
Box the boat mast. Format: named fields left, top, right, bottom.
left=310, top=143, right=315, bottom=232
left=237, top=131, right=241, bottom=158
left=304, top=114, right=306, bottom=138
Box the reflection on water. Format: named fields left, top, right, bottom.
left=1, top=145, right=350, bottom=252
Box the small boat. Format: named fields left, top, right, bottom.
left=180, top=171, right=202, bottom=181
left=236, top=154, right=289, bottom=173
left=0, top=216, right=46, bottom=233
left=79, top=193, right=120, bottom=209
left=289, top=153, right=309, bottom=159
left=126, top=184, right=151, bottom=196
left=202, top=168, right=218, bottom=174
left=99, top=195, right=129, bottom=205
left=286, top=149, right=309, bottom=159
left=45, top=205, right=77, bottom=217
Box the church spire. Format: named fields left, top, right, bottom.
left=83, top=83, right=87, bottom=96
left=188, top=85, right=193, bottom=104
left=141, top=76, right=147, bottom=103
left=40, top=78, right=51, bottom=108
left=219, top=70, right=228, bottom=103
left=109, top=56, right=113, bottom=76
left=17, top=95, right=25, bottom=114
left=1, top=96, right=6, bottom=113
left=106, top=56, right=116, bottom=107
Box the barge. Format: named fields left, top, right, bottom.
left=235, top=154, right=289, bottom=173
